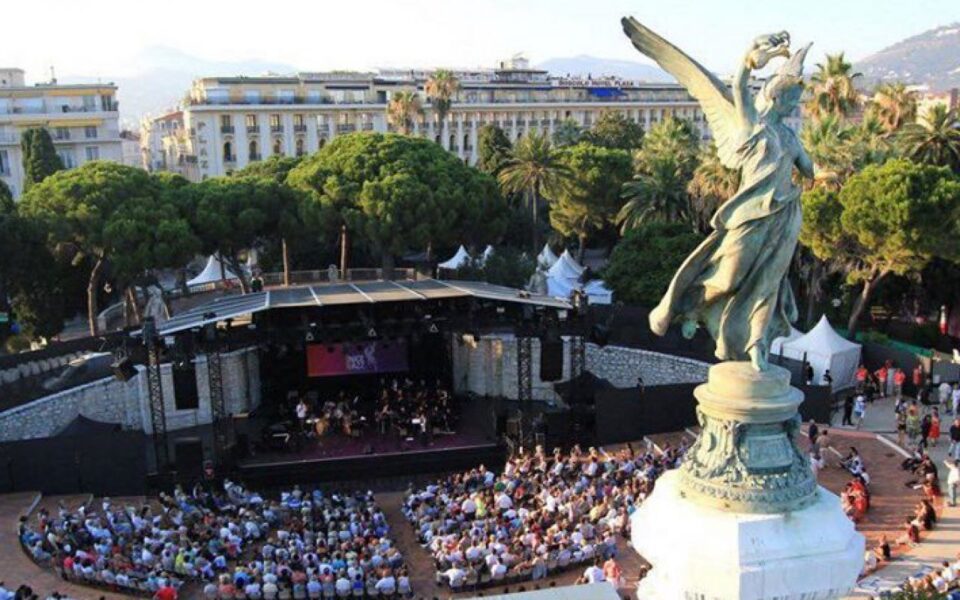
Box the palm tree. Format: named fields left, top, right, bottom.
left=498, top=132, right=573, bottom=252
left=800, top=115, right=857, bottom=188
left=617, top=155, right=689, bottom=233
left=868, top=82, right=918, bottom=135
left=805, top=53, right=861, bottom=120
left=687, top=144, right=740, bottom=232
left=899, top=104, right=960, bottom=172
left=424, top=69, right=460, bottom=140
left=386, top=91, right=423, bottom=135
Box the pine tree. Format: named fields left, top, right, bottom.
left=20, top=128, right=64, bottom=191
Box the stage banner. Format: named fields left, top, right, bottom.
left=307, top=340, right=409, bottom=377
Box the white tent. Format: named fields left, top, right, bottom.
left=480, top=245, right=495, bottom=265
left=782, top=315, right=862, bottom=390
left=438, top=245, right=472, bottom=270
left=537, top=243, right=559, bottom=269
left=187, top=254, right=239, bottom=287
left=547, top=250, right=584, bottom=281
left=583, top=279, right=613, bottom=305
left=771, top=325, right=804, bottom=356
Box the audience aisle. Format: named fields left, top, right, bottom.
left=839, top=394, right=960, bottom=597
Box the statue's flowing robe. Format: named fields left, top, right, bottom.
left=652, top=121, right=800, bottom=361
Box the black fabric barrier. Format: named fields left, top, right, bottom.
left=0, top=430, right=148, bottom=496
left=595, top=382, right=834, bottom=445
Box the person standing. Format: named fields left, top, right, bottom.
left=804, top=363, right=814, bottom=386
left=822, top=369, right=833, bottom=388
left=930, top=408, right=942, bottom=447
left=947, top=458, right=960, bottom=507
left=853, top=393, right=867, bottom=430
left=808, top=420, right=820, bottom=446
left=894, top=368, right=906, bottom=402
left=907, top=404, right=921, bottom=444
left=842, top=395, right=855, bottom=427
left=940, top=380, right=953, bottom=408
left=951, top=384, right=960, bottom=416
left=921, top=413, right=933, bottom=450
left=950, top=418, right=960, bottom=460
left=875, top=364, right=889, bottom=399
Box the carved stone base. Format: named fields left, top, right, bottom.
left=631, top=471, right=864, bottom=600
left=679, top=362, right=817, bottom=513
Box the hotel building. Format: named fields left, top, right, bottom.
left=143, top=56, right=731, bottom=181
left=0, top=68, right=122, bottom=198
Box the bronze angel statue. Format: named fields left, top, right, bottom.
left=622, top=18, right=814, bottom=371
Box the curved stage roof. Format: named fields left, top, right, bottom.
left=152, top=279, right=572, bottom=336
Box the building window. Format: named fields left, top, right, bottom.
left=270, top=114, right=282, bottom=133
left=318, top=138, right=326, bottom=150
left=245, top=114, right=258, bottom=130
left=54, top=127, right=70, bottom=140
left=0, top=150, right=9, bottom=175
left=84, top=126, right=98, bottom=139
left=249, top=140, right=259, bottom=161
left=84, top=146, right=99, bottom=161
left=295, top=138, right=304, bottom=157
left=82, top=95, right=97, bottom=111
left=59, top=150, right=76, bottom=168
left=223, top=141, right=233, bottom=162
left=294, top=114, right=305, bottom=127
left=272, top=138, right=283, bottom=156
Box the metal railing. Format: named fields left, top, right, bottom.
left=221, top=125, right=235, bottom=134
left=246, top=125, right=260, bottom=134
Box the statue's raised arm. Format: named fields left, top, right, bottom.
left=622, top=18, right=812, bottom=371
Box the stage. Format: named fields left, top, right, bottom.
left=233, top=396, right=505, bottom=489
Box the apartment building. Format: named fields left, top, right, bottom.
left=0, top=68, right=122, bottom=198
left=144, top=56, right=737, bottom=181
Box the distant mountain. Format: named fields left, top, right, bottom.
left=536, top=55, right=673, bottom=82
left=64, top=46, right=297, bottom=127
left=856, top=23, right=960, bottom=91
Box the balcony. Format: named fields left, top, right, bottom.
left=270, top=125, right=284, bottom=134
left=337, top=124, right=356, bottom=133
left=249, top=153, right=262, bottom=161
left=224, top=154, right=236, bottom=163
left=221, top=125, right=235, bottom=134
left=54, top=132, right=71, bottom=141
left=293, top=124, right=307, bottom=133
left=247, top=125, right=260, bottom=134
left=361, top=123, right=374, bottom=131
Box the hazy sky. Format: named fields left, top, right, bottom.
left=5, top=0, right=958, bottom=81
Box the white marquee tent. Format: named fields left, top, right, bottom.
left=187, top=254, right=240, bottom=288
left=771, top=325, right=804, bottom=356
left=537, top=243, right=559, bottom=269
left=543, top=250, right=612, bottom=305
left=480, top=245, right=495, bottom=265
left=438, top=245, right=472, bottom=270
left=782, top=315, right=862, bottom=390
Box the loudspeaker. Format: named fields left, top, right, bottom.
left=172, top=361, right=199, bottom=410
left=111, top=357, right=136, bottom=382
left=540, top=339, right=564, bottom=382
left=174, top=438, right=204, bottom=479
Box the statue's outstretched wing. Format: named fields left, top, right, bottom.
left=622, top=17, right=743, bottom=168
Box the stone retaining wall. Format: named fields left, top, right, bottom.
left=452, top=333, right=709, bottom=401
left=0, top=347, right=261, bottom=442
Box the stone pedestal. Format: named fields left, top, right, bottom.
left=631, top=471, right=865, bottom=599
left=629, top=362, right=864, bottom=599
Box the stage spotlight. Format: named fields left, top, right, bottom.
left=427, top=322, right=440, bottom=334
left=367, top=327, right=377, bottom=338
left=305, top=331, right=316, bottom=342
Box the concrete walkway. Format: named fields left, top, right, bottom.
left=835, top=395, right=960, bottom=597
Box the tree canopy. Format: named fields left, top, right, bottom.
left=583, top=112, right=645, bottom=151
left=800, top=159, right=960, bottom=334
left=603, top=221, right=704, bottom=306
left=19, top=162, right=194, bottom=334
left=289, top=133, right=506, bottom=269
left=551, top=143, right=632, bottom=257
left=476, top=125, right=512, bottom=176
left=20, top=128, right=64, bottom=191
